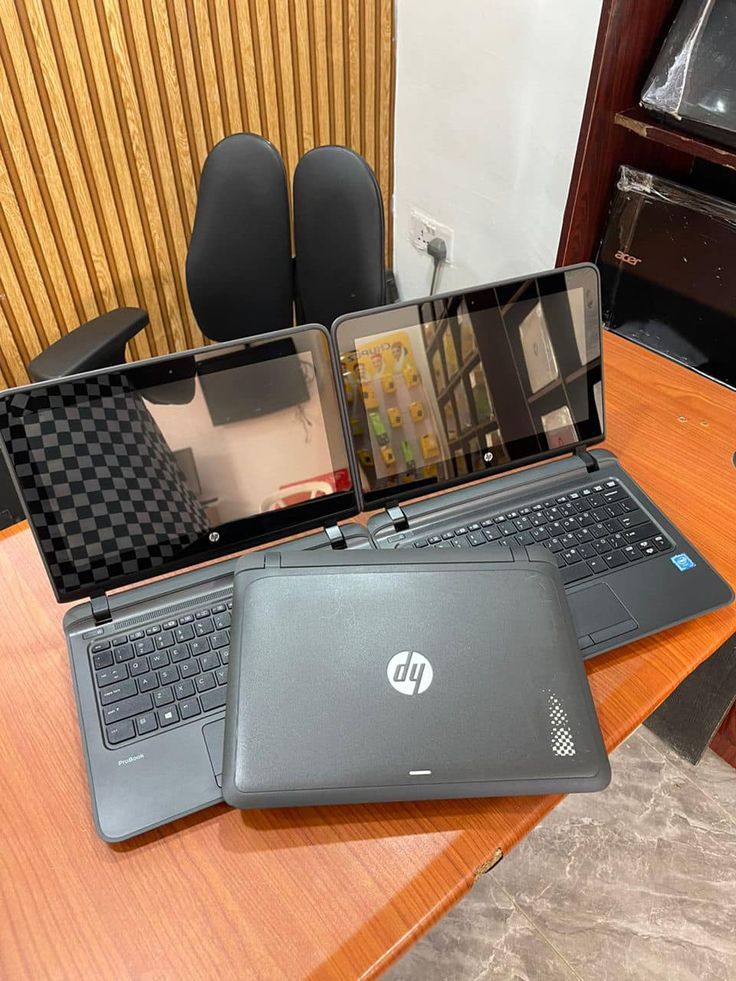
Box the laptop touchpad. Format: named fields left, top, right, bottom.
left=203, top=719, right=225, bottom=787
left=568, top=582, right=635, bottom=638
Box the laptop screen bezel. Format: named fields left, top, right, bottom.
left=331, top=263, right=605, bottom=512
left=0, top=323, right=360, bottom=603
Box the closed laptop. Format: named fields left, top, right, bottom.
left=222, top=547, right=611, bottom=809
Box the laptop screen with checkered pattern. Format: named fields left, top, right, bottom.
left=0, top=327, right=355, bottom=602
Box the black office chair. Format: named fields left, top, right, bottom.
left=25, top=134, right=392, bottom=383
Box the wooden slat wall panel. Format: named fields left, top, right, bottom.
left=0, top=0, right=395, bottom=388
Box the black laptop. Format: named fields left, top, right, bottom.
left=0, top=325, right=372, bottom=841
left=332, top=264, right=733, bottom=655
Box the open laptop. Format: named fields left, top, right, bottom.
left=0, top=325, right=372, bottom=841
left=332, top=264, right=733, bottom=656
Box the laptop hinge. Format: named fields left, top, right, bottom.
left=575, top=446, right=599, bottom=474
left=324, top=524, right=348, bottom=549
left=90, top=593, right=112, bottom=626
left=386, top=504, right=409, bottom=531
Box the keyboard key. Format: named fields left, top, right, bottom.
left=170, top=644, right=191, bottom=662
left=196, top=671, right=216, bottom=692
left=158, top=666, right=180, bottom=686
left=483, top=526, right=502, bottom=542
left=175, top=680, right=195, bottom=699
left=576, top=529, right=594, bottom=544
left=547, top=537, right=563, bottom=553
left=468, top=522, right=481, bottom=531
left=200, top=687, right=227, bottom=712
left=107, top=720, right=135, bottom=744
left=559, top=563, right=592, bottom=585
left=154, top=686, right=174, bottom=708
left=619, top=511, right=648, bottom=530
left=216, top=667, right=228, bottom=686
left=220, top=648, right=229, bottom=664
left=623, top=545, right=641, bottom=562
left=175, top=625, right=195, bottom=643
left=103, top=692, right=152, bottom=724
left=605, top=502, right=624, bottom=518
left=145, top=624, right=161, bottom=635
left=129, top=657, right=149, bottom=677
left=499, top=520, right=517, bottom=537
left=162, top=620, right=178, bottom=631
left=195, top=609, right=211, bottom=619
left=561, top=533, right=577, bottom=548
left=413, top=539, right=428, bottom=548
left=514, top=516, right=531, bottom=531
left=427, top=536, right=441, bottom=545
left=178, top=614, right=194, bottom=624
left=179, top=659, right=200, bottom=679
left=467, top=531, right=486, bottom=546
left=137, top=672, right=159, bottom=692
left=587, top=556, right=608, bottom=574
left=212, top=603, right=227, bottom=614
left=441, top=530, right=455, bottom=540
left=129, top=630, right=145, bottom=641
left=150, top=651, right=170, bottom=669
left=199, top=652, right=220, bottom=673
left=530, top=527, right=549, bottom=542
left=603, top=550, right=627, bottom=569
left=112, top=635, right=128, bottom=646
left=114, top=644, right=134, bottom=663
left=591, top=523, right=608, bottom=539
left=653, top=535, right=671, bottom=551
left=578, top=542, right=597, bottom=560
left=454, top=526, right=469, bottom=536
left=579, top=513, right=595, bottom=527
left=92, top=650, right=114, bottom=671
left=156, top=631, right=175, bottom=650
left=603, top=518, right=622, bottom=534
left=190, top=638, right=210, bottom=656
left=90, top=641, right=111, bottom=653
left=136, top=713, right=157, bottom=735
left=210, top=630, right=229, bottom=649
left=640, top=543, right=657, bottom=556
left=158, top=705, right=179, bottom=727
left=179, top=698, right=201, bottom=720
left=97, top=665, right=128, bottom=687
left=563, top=548, right=582, bottom=565
left=134, top=637, right=155, bottom=656
left=100, top=679, right=137, bottom=705
left=530, top=514, right=547, bottom=527
left=515, top=531, right=534, bottom=546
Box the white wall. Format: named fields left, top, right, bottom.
left=393, top=0, right=603, bottom=299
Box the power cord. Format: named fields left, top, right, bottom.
left=428, top=237, right=447, bottom=295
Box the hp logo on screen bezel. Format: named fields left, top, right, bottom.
left=387, top=651, right=433, bottom=695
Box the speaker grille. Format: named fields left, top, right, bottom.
left=546, top=691, right=576, bottom=757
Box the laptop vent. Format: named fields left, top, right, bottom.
left=546, top=692, right=576, bottom=757
left=112, top=588, right=232, bottom=630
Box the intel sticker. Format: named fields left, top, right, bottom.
left=671, top=553, right=695, bottom=572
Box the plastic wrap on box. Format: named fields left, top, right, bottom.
left=597, top=165, right=736, bottom=389
left=641, top=0, right=736, bottom=148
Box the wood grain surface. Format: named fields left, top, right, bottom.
left=0, top=333, right=734, bottom=980
left=0, top=0, right=395, bottom=388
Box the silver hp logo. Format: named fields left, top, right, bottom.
left=209, top=531, right=220, bottom=543
left=387, top=651, right=433, bottom=695
left=483, top=450, right=494, bottom=463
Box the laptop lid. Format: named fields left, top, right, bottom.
left=0, top=324, right=358, bottom=603
left=332, top=264, right=604, bottom=511
left=222, top=547, right=611, bottom=808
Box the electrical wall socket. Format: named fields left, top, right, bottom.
left=409, top=209, right=454, bottom=262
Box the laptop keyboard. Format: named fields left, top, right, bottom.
left=88, top=598, right=232, bottom=748
left=403, top=479, right=674, bottom=585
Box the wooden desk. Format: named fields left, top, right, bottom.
left=1, top=333, right=734, bottom=980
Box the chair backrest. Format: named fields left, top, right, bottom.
left=186, top=134, right=293, bottom=342
left=293, top=146, right=386, bottom=329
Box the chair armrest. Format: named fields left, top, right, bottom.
left=27, top=308, right=149, bottom=383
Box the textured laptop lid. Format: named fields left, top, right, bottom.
left=223, top=549, right=609, bottom=805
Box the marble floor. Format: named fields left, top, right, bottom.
left=385, top=728, right=736, bottom=981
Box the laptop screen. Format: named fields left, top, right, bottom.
left=0, top=326, right=356, bottom=602
left=333, top=265, right=603, bottom=507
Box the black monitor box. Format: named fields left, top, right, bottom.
left=641, top=0, right=736, bottom=149
left=597, top=165, right=736, bottom=390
